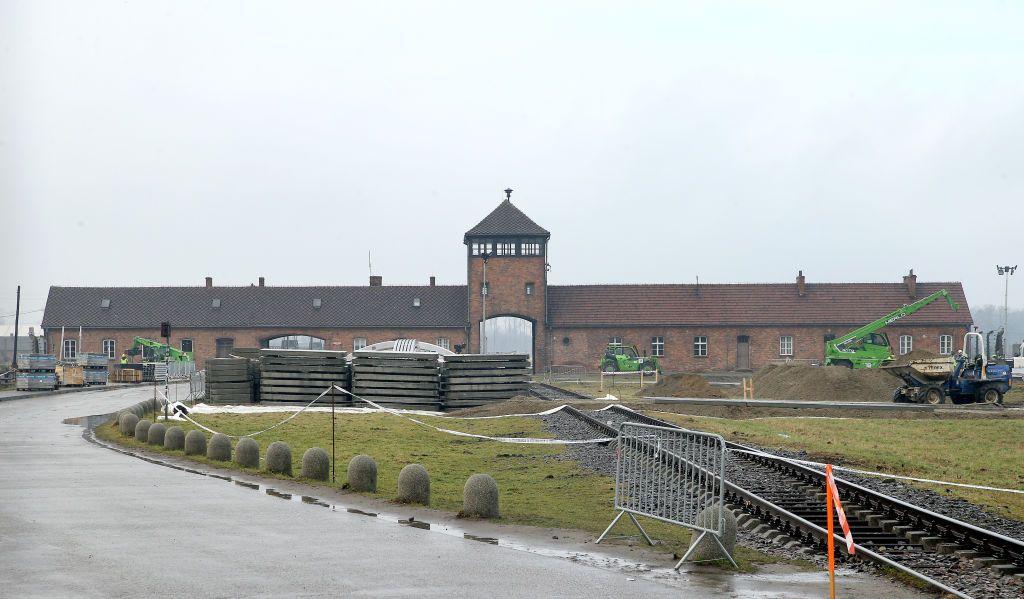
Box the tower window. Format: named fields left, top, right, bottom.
left=522, top=242, right=541, bottom=255
left=496, top=242, right=515, bottom=256
left=471, top=242, right=493, bottom=256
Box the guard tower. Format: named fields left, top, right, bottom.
left=464, top=190, right=550, bottom=369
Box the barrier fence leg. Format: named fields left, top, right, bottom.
left=596, top=510, right=655, bottom=546
left=676, top=531, right=738, bottom=569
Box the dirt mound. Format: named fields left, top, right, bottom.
left=645, top=374, right=726, bottom=399
left=447, top=396, right=553, bottom=417
left=752, top=364, right=901, bottom=402
left=892, top=349, right=940, bottom=366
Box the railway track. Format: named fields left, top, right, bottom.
left=528, top=382, right=591, bottom=402
left=558, top=404, right=1023, bottom=599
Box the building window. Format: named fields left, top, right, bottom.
left=215, top=338, right=234, bottom=358
left=63, top=339, right=77, bottom=360
left=693, top=336, right=708, bottom=357
left=353, top=337, right=367, bottom=351
left=521, top=242, right=541, bottom=255
left=939, top=334, right=952, bottom=356
left=779, top=335, right=794, bottom=356
left=102, top=339, right=116, bottom=359
left=651, top=336, right=665, bottom=357
left=495, top=242, right=515, bottom=256
left=525, top=282, right=534, bottom=296
left=471, top=242, right=493, bottom=256
left=899, top=335, right=913, bottom=355
left=181, top=339, right=193, bottom=354
left=437, top=337, right=450, bottom=351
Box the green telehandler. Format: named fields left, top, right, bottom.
left=600, top=343, right=660, bottom=373
left=824, top=289, right=959, bottom=369
left=125, top=337, right=194, bottom=362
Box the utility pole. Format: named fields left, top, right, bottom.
left=11, top=286, right=20, bottom=368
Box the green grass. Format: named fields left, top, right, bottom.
left=651, top=411, right=1024, bottom=520
left=96, top=411, right=791, bottom=569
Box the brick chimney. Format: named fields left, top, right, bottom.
left=796, top=270, right=806, bottom=296
left=903, top=269, right=917, bottom=297
left=429, top=276, right=436, bottom=286
left=369, top=275, right=382, bottom=287
left=205, top=276, right=213, bottom=288
left=258, top=276, right=265, bottom=287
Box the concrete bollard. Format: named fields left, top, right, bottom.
left=207, top=433, right=232, bottom=461
left=301, top=447, right=330, bottom=481
left=147, top=422, right=167, bottom=446
left=134, top=419, right=152, bottom=441
left=234, top=437, right=260, bottom=468
left=397, top=464, right=430, bottom=505
left=119, top=412, right=139, bottom=436
left=266, top=441, right=292, bottom=476
left=686, top=504, right=737, bottom=561
left=184, top=430, right=207, bottom=456
left=347, top=455, right=377, bottom=492
left=164, top=426, right=185, bottom=450
left=463, top=474, right=499, bottom=518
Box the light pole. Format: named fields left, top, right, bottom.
left=481, top=252, right=490, bottom=353
left=997, top=265, right=1017, bottom=354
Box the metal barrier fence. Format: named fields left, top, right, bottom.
left=596, top=422, right=735, bottom=568
left=542, top=365, right=589, bottom=384
left=189, top=369, right=206, bottom=401
left=154, top=361, right=196, bottom=381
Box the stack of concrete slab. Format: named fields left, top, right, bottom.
left=351, top=351, right=441, bottom=410
left=259, top=349, right=348, bottom=403
left=79, top=353, right=109, bottom=385
left=16, top=354, right=57, bottom=391
left=205, top=358, right=258, bottom=404
left=441, top=354, right=530, bottom=409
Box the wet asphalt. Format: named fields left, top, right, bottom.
left=0, top=385, right=683, bottom=598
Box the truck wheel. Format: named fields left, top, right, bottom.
left=833, top=360, right=853, bottom=369
left=602, top=361, right=618, bottom=373
left=978, top=386, right=1003, bottom=405
left=919, top=386, right=945, bottom=405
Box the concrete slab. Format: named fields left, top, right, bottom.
left=0, top=387, right=931, bottom=598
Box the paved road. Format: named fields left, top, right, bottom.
left=0, top=386, right=687, bottom=598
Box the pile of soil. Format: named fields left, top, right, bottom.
left=447, top=396, right=553, bottom=417
left=645, top=374, right=726, bottom=398
left=891, top=349, right=940, bottom=366
left=752, top=363, right=902, bottom=402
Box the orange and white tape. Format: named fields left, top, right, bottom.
left=826, top=464, right=855, bottom=554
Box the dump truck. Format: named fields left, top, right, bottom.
left=885, top=332, right=1012, bottom=404
left=600, top=343, right=660, bottom=373
left=824, top=289, right=959, bottom=369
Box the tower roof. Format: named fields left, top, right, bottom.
left=464, top=199, right=550, bottom=242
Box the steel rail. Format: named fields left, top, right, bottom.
left=560, top=405, right=1016, bottom=598
left=528, top=382, right=592, bottom=401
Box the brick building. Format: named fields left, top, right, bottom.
left=42, top=198, right=972, bottom=371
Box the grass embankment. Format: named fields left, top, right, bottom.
left=97, top=411, right=777, bottom=569
left=651, top=412, right=1024, bottom=520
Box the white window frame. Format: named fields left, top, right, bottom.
left=939, top=334, right=952, bottom=356
left=495, top=242, right=515, bottom=256
left=436, top=337, right=450, bottom=351
left=472, top=242, right=493, bottom=256
left=63, top=339, right=77, bottom=360
left=899, top=334, right=913, bottom=355
left=102, top=339, right=116, bottom=359
left=521, top=242, right=541, bottom=255
left=779, top=335, right=794, bottom=356
left=693, top=336, right=708, bottom=357
left=353, top=337, right=367, bottom=351
left=651, top=336, right=665, bottom=357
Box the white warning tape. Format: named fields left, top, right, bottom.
left=158, top=384, right=615, bottom=445
left=332, top=386, right=615, bottom=445
left=730, top=447, right=1024, bottom=495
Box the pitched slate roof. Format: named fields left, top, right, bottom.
left=548, top=282, right=972, bottom=328
left=464, top=200, right=550, bottom=240
left=42, top=285, right=468, bottom=329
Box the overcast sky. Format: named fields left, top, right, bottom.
left=2, top=1, right=1022, bottom=335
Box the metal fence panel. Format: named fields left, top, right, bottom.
left=597, top=422, right=735, bottom=567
